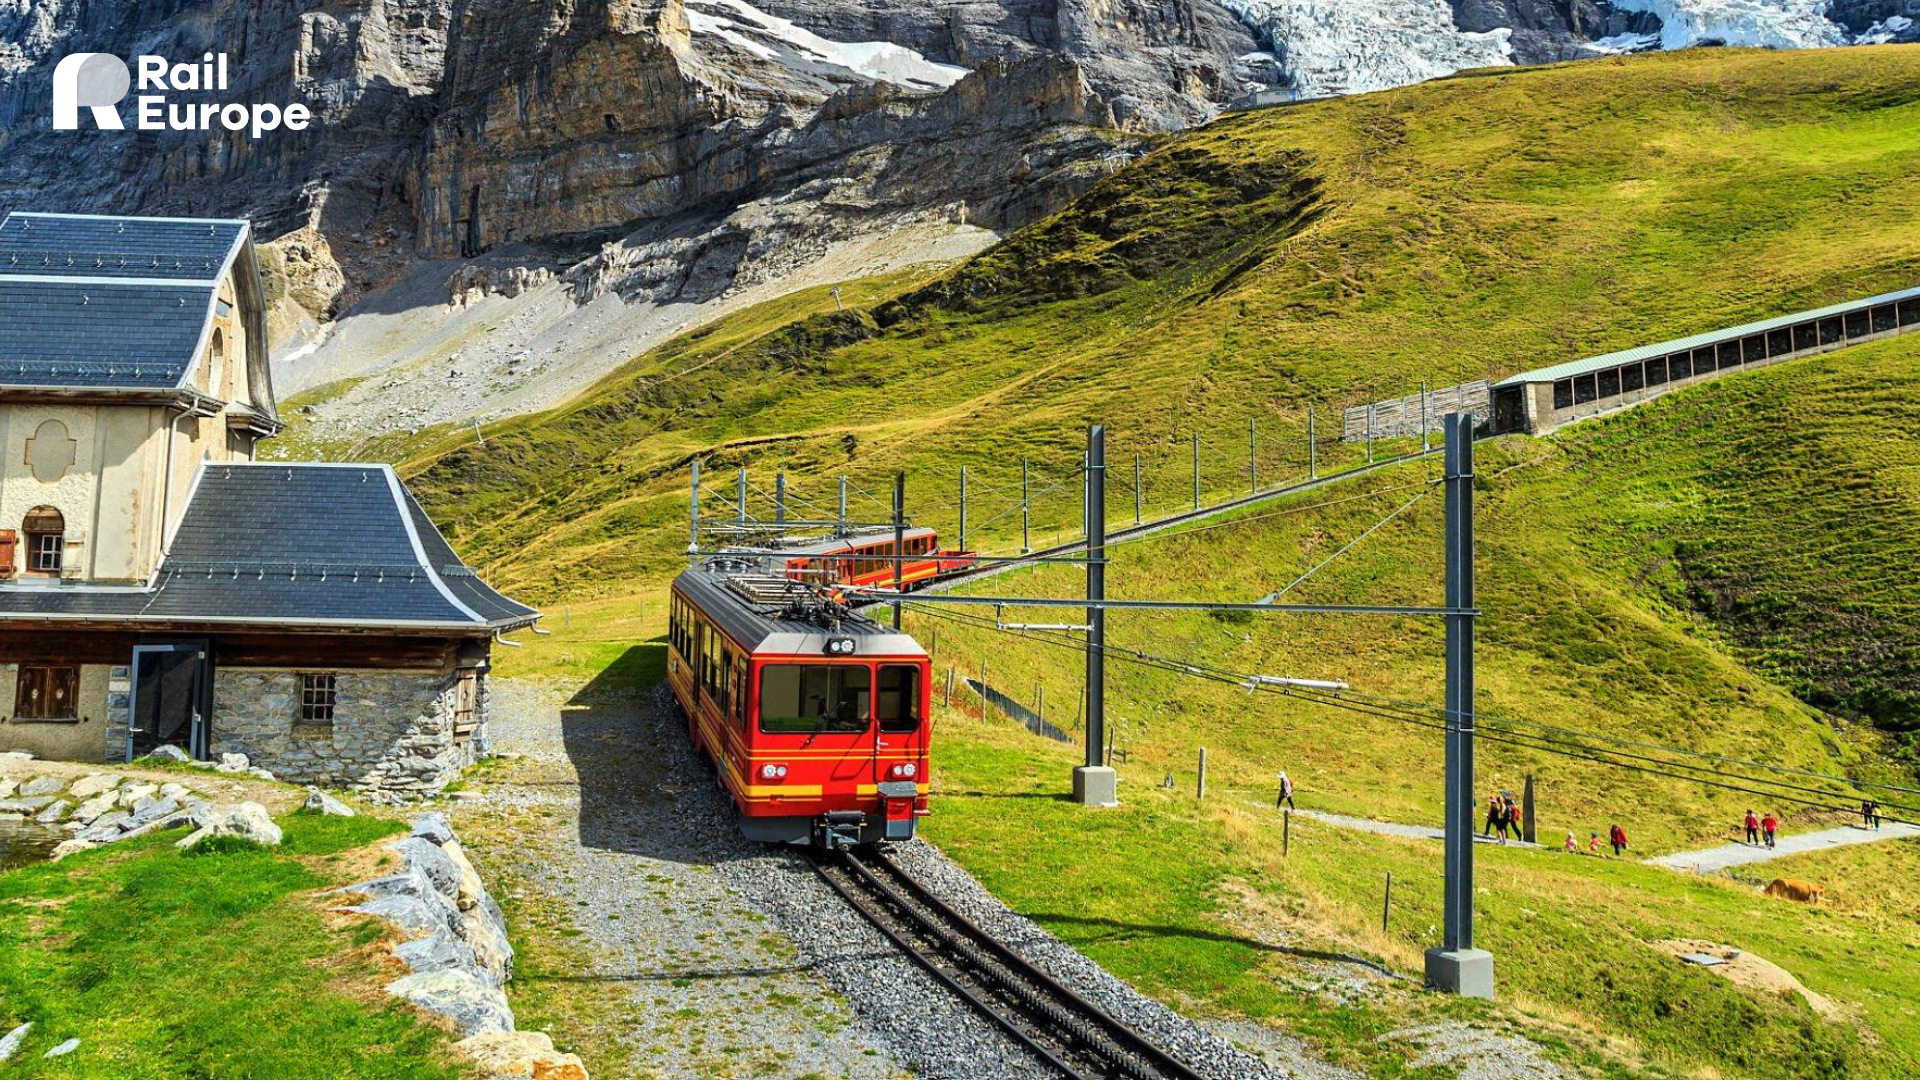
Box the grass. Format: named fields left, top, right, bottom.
left=282, top=44, right=1920, bottom=1078
left=925, top=707, right=1920, bottom=1079
left=0, top=814, right=470, bottom=1079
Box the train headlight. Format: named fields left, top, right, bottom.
left=760, top=763, right=789, bottom=781
left=890, top=763, right=918, bottom=779
left=825, top=637, right=857, bottom=656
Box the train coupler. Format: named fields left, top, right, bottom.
left=819, top=811, right=867, bottom=851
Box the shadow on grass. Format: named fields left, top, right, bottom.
left=1026, top=912, right=1408, bottom=981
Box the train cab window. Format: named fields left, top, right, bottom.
left=877, top=666, right=922, bottom=732
left=759, top=664, right=871, bottom=734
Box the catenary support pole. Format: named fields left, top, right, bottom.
left=1421, top=381, right=1431, bottom=453
left=1427, top=412, right=1491, bottom=998
left=1366, top=400, right=1375, bottom=464
left=688, top=460, right=701, bottom=567
left=959, top=465, right=969, bottom=553
left=737, top=468, right=748, bottom=528
left=838, top=476, right=848, bottom=535
left=893, top=472, right=906, bottom=632
left=1021, top=458, right=1032, bottom=554
left=1075, top=425, right=1116, bottom=806
left=1309, top=406, right=1318, bottom=480
left=1192, top=431, right=1201, bottom=511
left=776, top=472, right=787, bottom=528
left=1134, top=452, right=1143, bottom=525
left=1249, top=418, right=1258, bottom=493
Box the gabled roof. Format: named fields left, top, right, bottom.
left=0, top=463, right=539, bottom=633
left=0, top=212, right=265, bottom=402
left=673, top=564, right=924, bottom=658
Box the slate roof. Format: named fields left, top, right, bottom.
left=0, top=212, right=248, bottom=393
left=1496, top=284, right=1920, bottom=388
left=0, top=463, right=539, bottom=633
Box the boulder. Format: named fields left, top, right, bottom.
left=123, top=797, right=182, bottom=830
left=174, top=802, right=282, bottom=849
left=35, top=800, right=69, bottom=824
left=10, top=795, right=57, bottom=812
left=410, top=812, right=456, bottom=846
left=158, top=782, right=191, bottom=802
left=76, top=811, right=130, bottom=840
left=20, top=776, right=65, bottom=798
left=302, top=788, right=356, bottom=817
left=386, top=969, right=515, bottom=1037
left=117, top=783, right=160, bottom=809
left=68, top=774, right=121, bottom=799
left=443, top=839, right=488, bottom=912
left=341, top=868, right=463, bottom=939
left=146, top=745, right=193, bottom=763
left=0, top=1022, right=30, bottom=1062
left=462, top=906, right=516, bottom=987
left=247, top=768, right=278, bottom=782
left=43, top=1038, right=79, bottom=1058
left=393, top=837, right=464, bottom=901
left=49, top=838, right=97, bottom=862
left=214, top=753, right=250, bottom=774
left=70, top=792, right=120, bottom=824
left=0, top=778, right=15, bottom=799
left=394, top=934, right=480, bottom=977
left=455, top=1031, right=589, bottom=1080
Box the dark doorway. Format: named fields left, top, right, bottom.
left=128, top=641, right=211, bottom=761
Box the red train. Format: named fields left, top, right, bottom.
left=776, top=527, right=979, bottom=593
left=668, top=560, right=931, bottom=847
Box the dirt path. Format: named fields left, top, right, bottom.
left=1295, top=809, right=1541, bottom=848
left=1646, top=821, right=1920, bottom=874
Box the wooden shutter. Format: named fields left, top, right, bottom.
left=0, top=530, right=13, bottom=579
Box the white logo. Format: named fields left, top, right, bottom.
left=52, top=53, right=130, bottom=130
left=49, top=52, right=309, bottom=139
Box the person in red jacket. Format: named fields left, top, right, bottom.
left=1609, top=823, right=1628, bottom=857
left=1744, top=809, right=1761, bottom=845
left=1761, top=813, right=1779, bottom=849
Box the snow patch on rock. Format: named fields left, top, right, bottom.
left=686, top=0, right=969, bottom=91
left=1218, top=0, right=1514, bottom=98
left=1609, top=0, right=1849, bottom=50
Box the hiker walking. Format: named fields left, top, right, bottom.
left=1761, top=812, right=1779, bottom=849
left=1744, top=809, right=1760, bottom=845
left=1483, top=792, right=1505, bottom=839
left=1563, top=831, right=1578, bottom=853
left=1276, top=770, right=1295, bottom=811
left=1588, top=831, right=1602, bottom=855
left=1863, top=800, right=1880, bottom=830
left=1609, top=823, right=1628, bottom=857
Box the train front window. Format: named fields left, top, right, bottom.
left=759, top=664, right=871, bottom=734
left=877, top=665, right=921, bottom=732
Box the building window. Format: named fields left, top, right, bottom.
left=299, top=673, right=337, bottom=723
left=22, top=507, right=63, bottom=574
left=15, top=666, right=79, bottom=720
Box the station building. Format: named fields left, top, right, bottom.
left=1489, top=285, right=1920, bottom=435
left=0, top=211, right=536, bottom=794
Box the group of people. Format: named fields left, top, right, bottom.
left=1563, top=824, right=1628, bottom=856
left=1742, top=809, right=1782, bottom=848
left=1482, top=791, right=1522, bottom=844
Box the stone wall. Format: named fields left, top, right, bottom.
left=212, top=667, right=484, bottom=797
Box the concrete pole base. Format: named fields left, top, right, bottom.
left=1072, top=766, right=1118, bottom=807
left=1424, top=947, right=1494, bottom=999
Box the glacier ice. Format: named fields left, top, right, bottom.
left=1217, top=0, right=1514, bottom=99
left=685, top=0, right=970, bottom=91
left=1607, top=0, right=1849, bottom=51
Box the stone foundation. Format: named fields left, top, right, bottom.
left=211, top=668, right=485, bottom=797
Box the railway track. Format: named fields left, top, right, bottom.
left=810, top=847, right=1205, bottom=1080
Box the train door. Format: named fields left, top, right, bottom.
left=872, top=662, right=927, bottom=839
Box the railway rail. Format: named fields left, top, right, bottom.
left=810, top=847, right=1205, bottom=1080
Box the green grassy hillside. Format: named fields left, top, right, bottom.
left=326, top=44, right=1920, bottom=1079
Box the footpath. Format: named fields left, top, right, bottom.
left=1293, top=809, right=1919, bottom=871
left=1646, top=821, right=1920, bottom=874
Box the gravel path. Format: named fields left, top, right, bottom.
left=452, top=678, right=908, bottom=1080
left=1295, top=809, right=1540, bottom=848
left=1646, top=821, right=1920, bottom=873
left=458, top=677, right=1361, bottom=1079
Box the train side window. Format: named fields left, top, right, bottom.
left=759, top=664, right=871, bottom=734
left=877, top=666, right=922, bottom=732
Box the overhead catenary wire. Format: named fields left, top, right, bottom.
left=903, top=603, right=1920, bottom=824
